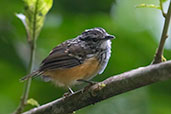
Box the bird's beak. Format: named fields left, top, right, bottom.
left=105, top=35, right=115, bottom=40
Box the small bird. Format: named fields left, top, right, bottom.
left=21, top=27, right=115, bottom=93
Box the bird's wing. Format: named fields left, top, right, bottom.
left=39, top=40, right=85, bottom=71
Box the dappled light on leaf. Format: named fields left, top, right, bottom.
left=17, top=0, right=53, bottom=40
left=136, top=3, right=160, bottom=9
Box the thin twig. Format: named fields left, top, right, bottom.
left=152, top=0, right=171, bottom=64
left=22, top=60, right=171, bottom=114
left=13, top=41, right=36, bottom=114
left=160, top=0, right=167, bottom=17
left=14, top=0, right=39, bottom=112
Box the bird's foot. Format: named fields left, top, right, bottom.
left=77, top=79, right=97, bottom=85
left=77, top=79, right=97, bottom=92
left=63, top=87, right=74, bottom=97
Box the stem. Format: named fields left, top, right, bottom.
left=14, top=0, right=39, bottom=113
left=160, top=0, right=167, bottom=17
left=152, top=0, right=171, bottom=64
left=13, top=42, right=36, bottom=114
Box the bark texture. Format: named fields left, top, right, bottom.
left=23, top=61, right=171, bottom=114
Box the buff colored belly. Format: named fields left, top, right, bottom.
left=43, top=57, right=100, bottom=87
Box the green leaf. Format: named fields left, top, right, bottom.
left=161, top=0, right=168, bottom=3
left=27, top=98, right=40, bottom=107
left=162, top=55, right=167, bottom=62
left=136, top=3, right=160, bottom=9
left=16, top=0, right=53, bottom=40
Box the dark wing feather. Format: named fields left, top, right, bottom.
left=39, top=41, right=83, bottom=71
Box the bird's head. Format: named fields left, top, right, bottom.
left=79, top=27, right=115, bottom=49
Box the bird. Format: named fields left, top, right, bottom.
left=21, top=27, right=115, bottom=93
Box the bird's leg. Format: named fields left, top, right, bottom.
left=77, top=79, right=97, bottom=85
left=63, top=86, right=74, bottom=97
left=68, top=87, right=74, bottom=94
left=67, top=87, right=76, bottom=114
left=77, top=79, right=98, bottom=92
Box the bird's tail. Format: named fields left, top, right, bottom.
left=20, top=71, right=43, bottom=82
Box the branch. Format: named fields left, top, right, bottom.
left=14, top=1, right=52, bottom=113
left=22, top=60, right=171, bottom=114
left=160, top=0, right=167, bottom=17
left=152, top=0, right=171, bottom=64
left=14, top=42, right=36, bottom=114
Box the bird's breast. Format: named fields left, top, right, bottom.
left=43, top=57, right=100, bottom=87
left=98, top=40, right=112, bottom=74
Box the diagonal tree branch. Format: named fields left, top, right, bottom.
left=22, top=60, right=171, bottom=114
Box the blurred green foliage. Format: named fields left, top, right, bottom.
left=0, top=0, right=171, bottom=114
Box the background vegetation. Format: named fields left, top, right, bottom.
left=0, top=0, right=171, bottom=114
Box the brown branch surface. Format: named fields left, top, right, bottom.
left=22, top=60, right=171, bottom=114
left=152, top=0, right=171, bottom=64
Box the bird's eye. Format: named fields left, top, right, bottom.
left=92, top=38, right=98, bottom=42
left=93, top=33, right=97, bottom=35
